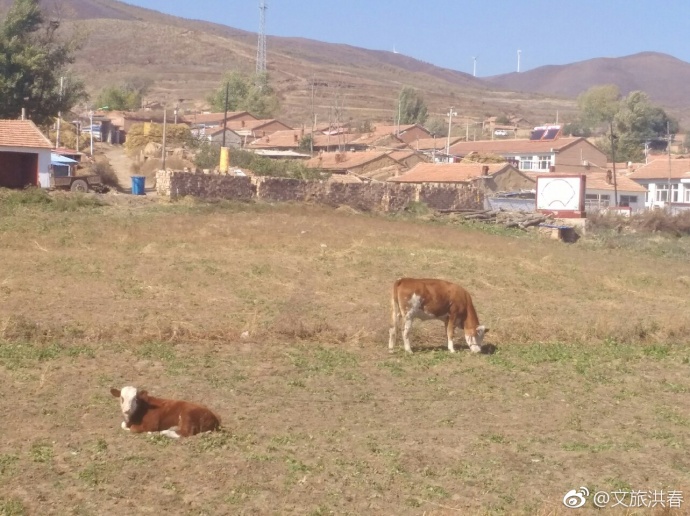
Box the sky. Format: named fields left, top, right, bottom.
left=123, top=0, right=690, bottom=77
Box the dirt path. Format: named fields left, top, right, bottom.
left=101, top=145, right=156, bottom=195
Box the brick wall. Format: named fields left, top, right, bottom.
left=156, top=170, right=483, bottom=212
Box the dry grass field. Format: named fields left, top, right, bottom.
left=1, top=189, right=690, bottom=515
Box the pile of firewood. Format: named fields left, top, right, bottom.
left=437, top=208, right=553, bottom=229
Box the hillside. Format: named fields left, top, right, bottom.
left=485, top=52, right=690, bottom=122
left=3, top=1, right=690, bottom=126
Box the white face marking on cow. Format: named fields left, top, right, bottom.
left=119, top=386, right=139, bottom=422
left=465, top=325, right=487, bottom=353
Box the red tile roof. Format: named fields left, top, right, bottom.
left=628, top=158, right=690, bottom=180
left=448, top=137, right=587, bottom=155
left=223, top=119, right=291, bottom=132
left=585, top=172, right=647, bottom=192
left=0, top=120, right=52, bottom=149
left=182, top=111, right=257, bottom=125
left=305, top=151, right=396, bottom=170
left=411, top=137, right=463, bottom=150
left=525, top=171, right=647, bottom=193
left=249, top=131, right=359, bottom=149
left=388, top=162, right=518, bottom=183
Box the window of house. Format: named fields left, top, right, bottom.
left=519, top=156, right=533, bottom=170
left=619, top=195, right=638, bottom=207
left=685, top=189, right=690, bottom=203
left=537, top=155, right=551, bottom=170
left=656, top=184, right=668, bottom=202
left=655, top=183, right=679, bottom=202
left=585, top=193, right=610, bottom=210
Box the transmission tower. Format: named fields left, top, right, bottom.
left=256, top=0, right=267, bottom=76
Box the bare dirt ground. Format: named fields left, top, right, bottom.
left=1, top=192, right=690, bottom=515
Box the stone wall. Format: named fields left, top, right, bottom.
left=156, top=170, right=483, bottom=212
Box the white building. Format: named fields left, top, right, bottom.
left=0, top=120, right=52, bottom=189
left=584, top=171, right=647, bottom=212
left=628, top=158, right=690, bottom=209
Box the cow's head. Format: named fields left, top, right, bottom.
left=465, top=325, right=489, bottom=353
left=110, top=386, right=148, bottom=423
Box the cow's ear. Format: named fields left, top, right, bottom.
left=477, top=325, right=488, bottom=335
left=137, top=390, right=149, bottom=402
left=110, top=388, right=120, bottom=398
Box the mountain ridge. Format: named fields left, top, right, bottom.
left=1, top=0, right=688, bottom=126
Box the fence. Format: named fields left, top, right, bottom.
left=156, top=170, right=484, bottom=213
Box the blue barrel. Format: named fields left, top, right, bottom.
left=131, top=175, right=146, bottom=195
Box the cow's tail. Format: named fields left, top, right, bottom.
left=389, top=279, right=402, bottom=350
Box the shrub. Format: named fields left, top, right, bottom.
left=89, top=160, right=119, bottom=189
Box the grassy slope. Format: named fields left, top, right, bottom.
left=0, top=190, right=689, bottom=515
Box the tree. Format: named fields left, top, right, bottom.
left=298, top=134, right=313, bottom=153
left=577, top=84, right=621, bottom=132
left=577, top=85, right=678, bottom=162
left=96, top=85, right=141, bottom=111
left=424, top=117, right=448, bottom=137
left=613, top=91, right=678, bottom=161
left=562, top=119, right=592, bottom=137
left=0, top=0, right=87, bottom=125
left=95, top=77, right=151, bottom=111
left=206, top=71, right=279, bottom=118
left=396, top=86, right=428, bottom=125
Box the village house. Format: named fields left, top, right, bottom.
left=388, top=162, right=534, bottom=194
left=581, top=171, right=647, bottom=212
left=387, top=149, right=428, bottom=170
left=628, top=158, right=690, bottom=209
left=247, top=130, right=365, bottom=153
left=350, top=123, right=431, bottom=149
left=182, top=111, right=258, bottom=128
left=0, top=120, right=52, bottom=189
left=221, top=118, right=292, bottom=139
left=409, top=136, right=464, bottom=162
left=448, top=136, right=607, bottom=174
left=305, top=151, right=402, bottom=178
left=204, top=127, right=243, bottom=148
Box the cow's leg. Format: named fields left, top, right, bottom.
left=160, top=427, right=182, bottom=439
left=446, top=315, right=457, bottom=353
left=388, top=300, right=400, bottom=353
left=402, top=316, right=414, bottom=353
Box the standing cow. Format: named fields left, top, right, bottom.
left=389, top=277, right=488, bottom=354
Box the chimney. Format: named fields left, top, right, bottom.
left=549, top=165, right=556, bottom=173
left=482, top=165, right=489, bottom=175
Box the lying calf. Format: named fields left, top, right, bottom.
left=111, top=386, right=221, bottom=439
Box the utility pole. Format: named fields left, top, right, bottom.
left=472, top=56, right=477, bottom=77
left=162, top=106, right=167, bottom=171
left=517, top=49, right=521, bottom=72
left=221, top=82, right=230, bottom=148
left=56, top=76, right=64, bottom=149
left=89, top=110, right=94, bottom=156
left=445, top=107, right=457, bottom=159
left=396, top=88, right=402, bottom=136
left=609, top=122, right=618, bottom=207
left=666, top=120, right=673, bottom=212
left=310, top=77, right=315, bottom=156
